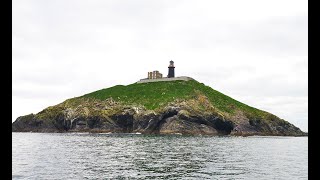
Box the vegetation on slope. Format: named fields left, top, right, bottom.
left=78, top=80, right=270, bottom=121
left=14, top=79, right=304, bottom=135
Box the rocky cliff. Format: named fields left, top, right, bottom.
left=12, top=79, right=306, bottom=136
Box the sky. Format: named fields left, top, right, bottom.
left=12, top=0, right=308, bottom=132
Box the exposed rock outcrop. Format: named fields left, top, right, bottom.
left=12, top=97, right=306, bottom=136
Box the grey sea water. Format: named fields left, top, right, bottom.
left=12, top=133, right=307, bottom=179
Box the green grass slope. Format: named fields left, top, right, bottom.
left=14, top=79, right=305, bottom=135
left=79, top=80, right=270, bottom=121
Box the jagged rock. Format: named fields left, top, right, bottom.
left=12, top=80, right=307, bottom=136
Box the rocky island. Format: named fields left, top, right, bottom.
left=12, top=78, right=306, bottom=136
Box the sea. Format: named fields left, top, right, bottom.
left=12, top=133, right=308, bottom=179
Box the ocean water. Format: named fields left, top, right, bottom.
left=12, top=133, right=308, bottom=179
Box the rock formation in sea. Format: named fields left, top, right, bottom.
left=12, top=79, right=306, bottom=136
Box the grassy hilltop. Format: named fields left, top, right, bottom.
left=81, top=80, right=267, bottom=120
left=13, top=79, right=306, bottom=136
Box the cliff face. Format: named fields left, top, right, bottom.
left=12, top=80, right=306, bottom=136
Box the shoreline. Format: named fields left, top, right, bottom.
left=11, top=130, right=308, bottom=137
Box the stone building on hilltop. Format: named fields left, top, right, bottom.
left=148, top=71, right=163, bottom=79
left=146, top=60, right=175, bottom=80
left=138, top=60, right=192, bottom=83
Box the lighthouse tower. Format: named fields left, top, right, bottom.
left=167, top=60, right=175, bottom=78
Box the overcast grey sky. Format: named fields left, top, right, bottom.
left=12, top=0, right=308, bottom=131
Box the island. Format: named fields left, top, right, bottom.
left=12, top=61, right=306, bottom=136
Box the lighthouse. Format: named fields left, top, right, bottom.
left=167, top=60, right=175, bottom=78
